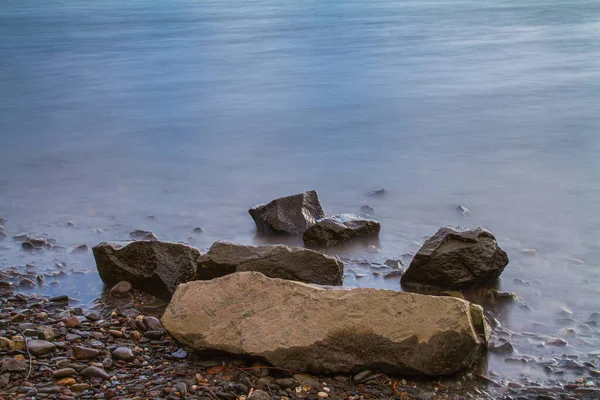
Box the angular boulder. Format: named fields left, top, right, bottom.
left=303, top=214, right=380, bottom=248
left=93, top=241, right=201, bottom=297
left=163, top=272, right=490, bottom=376
left=401, top=227, right=509, bottom=290
left=249, top=190, right=326, bottom=235
left=196, top=241, right=343, bottom=286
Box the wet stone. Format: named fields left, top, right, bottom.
left=66, top=316, right=81, bottom=328
left=112, top=347, right=134, bottom=361
left=80, top=366, right=110, bottom=380
left=2, top=358, right=27, bottom=372
left=53, top=368, right=77, bottom=378
left=28, top=340, right=56, bottom=356
left=72, top=346, right=100, bottom=359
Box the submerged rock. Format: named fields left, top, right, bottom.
left=401, top=227, right=509, bottom=290
left=196, top=241, right=343, bottom=286
left=93, top=241, right=200, bottom=297
left=249, top=190, right=326, bottom=235
left=129, top=230, right=158, bottom=241
left=163, top=272, right=490, bottom=376
left=303, top=214, right=380, bottom=248
left=366, top=188, right=387, bottom=197
left=456, top=205, right=470, bottom=216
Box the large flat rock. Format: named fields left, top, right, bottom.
left=401, top=226, right=509, bottom=290
left=196, top=241, right=343, bottom=286
left=93, top=241, right=201, bottom=297
left=249, top=190, right=326, bottom=235
left=162, top=272, right=490, bottom=376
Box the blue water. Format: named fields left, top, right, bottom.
left=1, top=0, right=600, bottom=386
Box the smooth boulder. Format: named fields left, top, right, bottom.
left=93, top=241, right=200, bottom=297
left=401, top=227, right=509, bottom=290
left=249, top=190, right=326, bottom=235
left=303, top=214, right=380, bottom=248
left=196, top=241, right=343, bottom=286
left=163, top=272, right=490, bottom=376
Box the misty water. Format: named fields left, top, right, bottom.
left=1, top=0, right=600, bottom=390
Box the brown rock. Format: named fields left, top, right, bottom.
left=93, top=241, right=200, bottom=297
left=162, top=272, right=489, bottom=376
left=66, top=316, right=81, bottom=328
left=196, top=241, right=344, bottom=286
left=72, top=346, right=100, bottom=360
left=53, top=368, right=77, bottom=378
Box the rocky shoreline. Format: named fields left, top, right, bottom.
left=1, top=191, right=600, bottom=400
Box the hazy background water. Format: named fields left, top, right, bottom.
left=1, top=0, right=600, bottom=386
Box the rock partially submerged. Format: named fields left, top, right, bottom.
left=163, top=272, right=490, bottom=376
left=196, top=241, right=343, bottom=285
left=249, top=190, right=326, bottom=235
left=401, top=227, right=509, bottom=290
left=303, top=214, right=380, bottom=248
left=129, top=230, right=159, bottom=241
left=93, top=241, right=200, bottom=297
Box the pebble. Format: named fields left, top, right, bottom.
left=28, top=339, right=56, bottom=356
left=110, top=281, right=132, bottom=295
left=546, top=338, right=568, bottom=347
left=73, top=345, right=100, bottom=359
left=353, top=370, right=373, bottom=384
left=66, top=316, right=81, bottom=328
left=70, top=383, right=91, bottom=393
left=112, top=346, right=134, bottom=361
left=53, top=368, right=77, bottom=378
left=80, top=366, right=110, bottom=380
left=72, top=244, right=89, bottom=253
left=57, top=377, right=76, bottom=386
left=143, top=316, right=163, bottom=331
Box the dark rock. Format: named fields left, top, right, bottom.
left=142, top=316, right=163, bottom=331
left=489, top=339, right=514, bottom=354
left=22, top=241, right=35, bottom=251
left=112, top=347, right=134, bottom=361
left=2, top=358, right=27, bottom=372
left=366, top=188, right=386, bottom=197
left=0, top=373, right=9, bottom=388
left=172, top=348, right=188, bottom=359
left=93, top=241, right=200, bottom=297
left=360, top=205, right=375, bottom=215
left=129, top=229, right=157, bottom=240
left=384, top=259, right=403, bottom=268
left=53, top=368, right=77, bottom=378
left=49, top=295, right=69, bottom=303
left=28, top=340, right=56, bottom=356
left=19, top=278, right=36, bottom=288
left=196, top=241, right=343, bottom=286
left=72, top=346, right=100, bottom=359
left=401, top=227, right=509, bottom=290
left=383, top=271, right=403, bottom=280
left=80, top=366, right=110, bottom=380
left=193, top=227, right=204, bottom=234
left=303, top=214, right=381, bottom=248
left=249, top=190, right=325, bottom=235
left=143, top=330, right=165, bottom=339
left=72, top=244, right=89, bottom=254
left=546, top=338, right=568, bottom=347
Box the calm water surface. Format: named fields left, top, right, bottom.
left=1, top=0, right=600, bottom=387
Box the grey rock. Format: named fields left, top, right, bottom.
left=456, top=205, right=470, bottom=216
left=303, top=214, right=380, bottom=248
left=0, top=373, right=9, bottom=388
left=366, top=188, right=386, bottom=196
left=28, top=340, right=56, bottom=356
left=80, top=366, right=110, bottom=380
left=129, top=229, right=157, bottom=240
left=401, top=227, right=509, bottom=290
left=112, top=347, right=134, bottom=361
left=72, top=244, right=89, bottom=253
left=196, top=241, right=343, bottom=286
left=93, top=241, right=200, bottom=297
left=249, top=190, right=325, bottom=235
left=353, top=370, right=373, bottom=383
left=2, top=358, right=27, bottom=372
left=163, top=272, right=490, bottom=376
left=142, top=316, right=163, bottom=331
